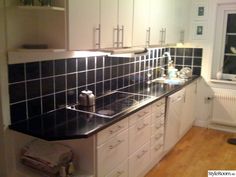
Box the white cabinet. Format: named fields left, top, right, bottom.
left=129, top=142, right=150, bottom=177
left=6, top=0, right=66, bottom=50
left=97, top=129, right=129, bottom=177
left=105, top=160, right=128, bottom=177
left=100, top=0, right=133, bottom=48
left=68, top=0, right=100, bottom=50
left=179, top=81, right=197, bottom=137
left=68, top=0, right=133, bottom=50
left=132, top=0, right=150, bottom=46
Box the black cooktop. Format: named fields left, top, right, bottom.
left=67, top=91, right=154, bottom=118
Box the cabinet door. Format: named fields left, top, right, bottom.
left=179, top=82, right=197, bottom=137
left=149, top=0, right=159, bottom=45
left=97, top=129, right=128, bottom=177
left=132, top=0, right=150, bottom=46
left=118, top=0, right=133, bottom=47
left=100, top=0, right=118, bottom=48
left=68, top=0, right=100, bottom=50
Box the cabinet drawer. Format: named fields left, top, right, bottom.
left=129, top=116, right=151, bottom=154
left=97, top=129, right=128, bottom=177
left=152, top=98, right=165, bottom=112
left=151, top=117, right=164, bottom=135
left=105, top=160, right=128, bottom=177
left=129, top=142, right=150, bottom=177
left=128, top=105, right=152, bottom=126
left=151, top=131, right=164, bottom=147
left=150, top=141, right=164, bottom=164
left=152, top=108, right=165, bottom=124
left=97, top=118, right=128, bottom=146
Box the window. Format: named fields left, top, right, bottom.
left=212, top=4, right=236, bottom=80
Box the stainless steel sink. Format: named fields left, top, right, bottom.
left=151, top=77, right=185, bottom=85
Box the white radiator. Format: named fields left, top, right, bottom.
left=212, top=89, right=236, bottom=126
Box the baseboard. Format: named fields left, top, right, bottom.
left=194, top=119, right=209, bottom=127
left=208, top=123, right=236, bottom=133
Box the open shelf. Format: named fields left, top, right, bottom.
left=17, top=5, right=65, bottom=11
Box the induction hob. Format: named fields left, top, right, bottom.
left=66, top=91, right=154, bottom=118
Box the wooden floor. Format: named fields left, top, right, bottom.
left=145, top=126, right=236, bottom=177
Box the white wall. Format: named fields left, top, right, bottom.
left=190, top=0, right=236, bottom=127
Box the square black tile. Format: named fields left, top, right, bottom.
left=41, top=61, right=53, bottom=77
left=10, top=102, right=27, bottom=123
left=9, top=83, right=26, bottom=103
left=184, top=57, right=192, bottom=66
left=111, top=79, right=117, bottom=90
left=27, top=98, right=41, bottom=117
left=175, top=57, right=184, bottom=65
left=8, top=64, right=25, bottom=83
left=118, top=65, right=124, bottom=76
left=26, top=62, right=40, bottom=80
left=135, top=62, right=140, bottom=72
left=87, top=84, right=95, bottom=94
left=193, top=67, right=201, bottom=75
left=56, top=92, right=66, bottom=109
left=55, top=75, right=66, bottom=92
left=104, top=68, right=110, bottom=80
left=78, top=58, right=86, bottom=72
left=26, top=80, right=40, bottom=99
left=170, top=48, right=176, bottom=55
left=96, top=69, right=103, bottom=82
left=87, top=70, right=95, bottom=84
left=67, top=89, right=77, bottom=105
left=111, top=57, right=118, bottom=65
left=104, top=80, right=111, bottom=93
left=95, top=83, right=103, bottom=96
left=140, top=61, right=145, bottom=71
left=118, top=58, right=125, bottom=64
left=55, top=59, right=65, bottom=75
left=124, top=64, right=129, bottom=75
left=111, top=66, right=118, bottom=78
left=130, top=63, right=135, bottom=73
left=67, top=74, right=76, bottom=89
left=67, top=58, right=77, bottom=73
left=96, top=56, right=104, bottom=68
left=193, top=58, right=202, bottom=66
left=78, top=72, right=86, bottom=87
left=184, top=48, right=193, bottom=57
left=194, top=48, right=203, bottom=57
left=118, top=77, right=124, bottom=88
left=42, top=77, right=54, bottom=95
left=42, top=95, right=54, bottom=113
left=88, top=57, right=95, bottom=70
left=105, top=56, right=111, bottom=67
left=176, top=48, right=184, bottom=56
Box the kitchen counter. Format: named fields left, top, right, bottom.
left=9, top=75, right=200, bottom=141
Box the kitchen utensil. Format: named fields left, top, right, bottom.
left=179, top=67, right=192, bottom=79
left=79, top=90, right=95, bottom=107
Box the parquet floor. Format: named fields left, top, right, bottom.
left=145, top=126, right=236, bottom=177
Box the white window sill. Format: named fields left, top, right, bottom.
left=211, top=79, right=236, bottom=85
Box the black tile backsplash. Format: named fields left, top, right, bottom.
left=8, top=47, right=202, bottom=124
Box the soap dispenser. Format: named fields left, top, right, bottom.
left=167, top=61, right=177, bottom=79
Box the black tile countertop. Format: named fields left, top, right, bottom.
left=9, top=76, right=200, bottom=141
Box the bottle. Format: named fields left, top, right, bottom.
left=216, top=71, right=222, bottom=80
left=67, top=162, right=75, bottom=176
left=167, top=61, right=177, bottom=79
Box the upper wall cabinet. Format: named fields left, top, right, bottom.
left=68, top=0, right=133, bottom=50
left=68, top=0, right=100, bottom=50
left=133, top=0, right=191, bottom=47
left=6, top=0, right=66, bottom=51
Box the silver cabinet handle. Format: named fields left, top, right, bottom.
left=154, top=144, right=162, bottom=151
left=109, top=125, right=124, bottom=134
left=160, top=28, right=166, bottom=45
left=113, top=25, right=119, bottom=48
left=163, top=28, right=166, bottom=44
left=137, top=150, right=148, bottom=159
left=119, top=25, right=124, bottom=48
left=137, top=111, right=149, bottom=118
left=155, top=133, right=163, bottom=140
left=95, top=24, right=101, bottom=48
left=109, top=139, right=124, bottom=150
left=146, top=27, right=151, bottom=46
left=137, top=123, right=148, bottom=131
left=114, top=171, right=124, bottom=177
left=180, top=30, right=185, bottom=44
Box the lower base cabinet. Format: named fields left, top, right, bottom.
left=96, top=98, right=166, bottom=177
